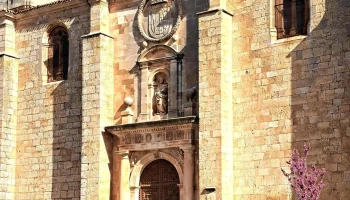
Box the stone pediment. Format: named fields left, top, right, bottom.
left=105, top=116, right=198, bottom=151
left=137, top=45, right=178, bottom=64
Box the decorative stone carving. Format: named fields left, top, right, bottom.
left=156, top=133, right=163, bottom=141
left=162, top=148, right=184, bottom=164
left=146, top=134, right=152, bottom=142
left=185, top=86, right=197, bottom=102
left=153, top=73, right=168, bottom=115
left=151, top=0, right=168, bottom=5
left=129, top=148, right=184, bottom=167
left=152, top=150, right=160, bottom=158
left=135, top=134, right=143, bottom=143
left=137, top=0, right=183, bottom=42
left=166, top=131, right=173, bottom=141
left=125, top=135, right=132, bottom=144
left=177, top=130, right=184, bottom=139
left=107, top=116, right=198, bottom=147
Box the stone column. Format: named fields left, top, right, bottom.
left=168, top=59, right=178, bottom=118
left=197, top=6, right=234, bottom=200
left=138, top=63, right=149, bottom=121
left=81, top=0, right=114, bottom=199
left=290, top=0, right=297, bottom=35
left=0, top=13, right=18, bottom=200
left=130, top=186, right=139, bottom=200
left=176, top=56, right=183, bottom=116
left=116, top=151, right=130, bottom=200
left=181, top=146, right=195, bottom=200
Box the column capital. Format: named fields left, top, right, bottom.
left=180, top=145, right=195, bottom=153
left=115, top=150, right=129, bottom=158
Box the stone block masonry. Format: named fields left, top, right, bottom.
left=81, top=1, right=114, bottom=200
left=230, top=0, right=350, bottom=199
left=0, top=14, right=18, bottom=200
left=198, top=8, right=233, bottom=200
left=14, top=1, right=90, bottom=199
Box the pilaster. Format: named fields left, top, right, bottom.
left=168, top=59, right=179, bottom=118
left=197, top=8, right=233, bottom=200
left=116, top=151, right=130, bottom=200
left=181, top=146, right=195, bottom=200
left=81, top=0, right=114, bottom=199
left=0, top=12, right=18, bottom=200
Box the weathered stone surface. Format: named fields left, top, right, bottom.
left=0, top=0, right=348, bottom=200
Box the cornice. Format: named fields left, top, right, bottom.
left=197, top=8, right=234, bottom=17
left=14, top=0, right=87, bottom=21
left=0, top=11, right=15, bottom=21
left=81, top=31, right=114, bottom=39
left=105, top=116, right=198, bottom=134
left=0, top=52, right=19, bottom=59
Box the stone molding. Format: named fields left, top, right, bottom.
left=11, top=0, right=86, bottom=21
left=196, top=8, right=233, bottom=17
left=106, top=116, right=198, bottom=151
left=129, top=147, right=184, bottom=167
left=81, top=31, right=114, bottom=39
left=0, top=52, right=19, bottom=59
left=106, top=116, right=198, bottom=133
left=137, top=44, right=179, bottom=64
left=137, top=0, right=183, bottom=42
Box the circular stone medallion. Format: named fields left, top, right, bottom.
left=137, top=0, right=182, bottom=42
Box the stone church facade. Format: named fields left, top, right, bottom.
left=0, top=0, right=349, bottom=200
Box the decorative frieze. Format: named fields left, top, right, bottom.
left=120, top=129, right=192, bottom=145
left=129, top=147, right=184, bottom=167
left=105, top=116, right=198, bottom=151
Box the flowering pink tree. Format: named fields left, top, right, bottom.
left=281, top=144, right=326, bottom=200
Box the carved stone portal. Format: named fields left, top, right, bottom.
left=105, top=116, right=198, bottom=200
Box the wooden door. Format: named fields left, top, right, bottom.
left=139, top=159, right=180, bottom=200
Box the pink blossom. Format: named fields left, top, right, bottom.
left=281, top=144, right=325, bottom=200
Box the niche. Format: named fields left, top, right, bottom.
left=152, top=72, right=168, bottom=117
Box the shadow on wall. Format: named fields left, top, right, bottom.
left=49, top=24, right=85, bottom=199
left=290, top=0, right=350, bottom=199
left=51, top=79, right=82, bottom=199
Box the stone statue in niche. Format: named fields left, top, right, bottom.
left=153, top=73, right=168, bottom=115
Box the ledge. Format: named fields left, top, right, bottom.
left=197, top=8, right=233, bottom=17
left=0, top=52, right=19, bottom=59
left=105, top=116, right=198, bottom=132
left=81, top=31, right=114, bottom=39
left=14, top=0, right=87, bottom=21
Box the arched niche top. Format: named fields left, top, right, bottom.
left=148, top=68, right=169, bottom=85
left=129, top=152, right=183, bottom=189
left=137, top=45, right=178, bottom=64
left=42, top=21, right=69, bottom=44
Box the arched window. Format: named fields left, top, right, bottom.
left=47, top=27, right=69, bottom=82
left=275, top=0, right=309, bottom=39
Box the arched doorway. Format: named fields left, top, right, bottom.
left=139, top=159, right=180, bottom=200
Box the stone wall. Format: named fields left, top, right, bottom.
left=198, top=8, right=234, bottom=200
left=14, top=2, right=90, bottom=199
left=0, top=0, right=58, bottom=10
left=109, top=0, right=206, bottom=124
left=229, top=0, right=350, bottom=199
left=0, top=14, right=18, bottom=200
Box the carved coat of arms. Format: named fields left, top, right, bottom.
left=137, top=0, right=182, bottom=42
left=148, top=2, right=173, bottom=38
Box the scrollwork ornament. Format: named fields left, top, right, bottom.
left=137, top=0, right=183, bottom=42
